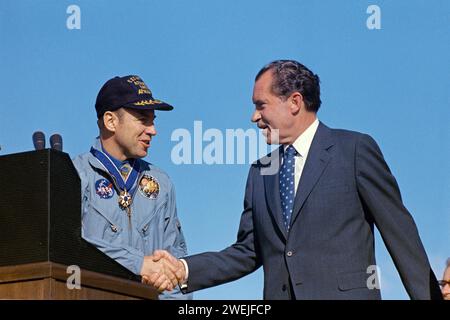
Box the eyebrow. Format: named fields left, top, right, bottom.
left=253, top=99, right=265, bottom=105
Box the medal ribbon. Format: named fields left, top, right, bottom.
left=90, top=147, right=140, bottom=195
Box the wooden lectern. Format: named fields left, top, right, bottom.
left=0, top=149, right=158, bottom=300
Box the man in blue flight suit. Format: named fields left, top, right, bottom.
left=73, top=75, right=192, bottom=299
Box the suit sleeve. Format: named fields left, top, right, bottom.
left=355, top=134, right=441, bottom=300
left=182, top=166, right=262, bottom=292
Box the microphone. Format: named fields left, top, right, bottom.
left=50, top=134, right=63, bottom=152
left=32, top=131, right=46, bottom=150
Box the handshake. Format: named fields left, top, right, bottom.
left=140, top=250, right=187, bottom=292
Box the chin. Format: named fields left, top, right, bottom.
left=140, top=152, right=148, bottom=158
left=134, top=150, right=148, bottom=159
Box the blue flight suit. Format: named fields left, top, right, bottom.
left=73, top=138, right=192, bottom=299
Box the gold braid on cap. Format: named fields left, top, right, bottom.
left=133, top=99, right=163, bottom=106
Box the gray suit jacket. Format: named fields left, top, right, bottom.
left=184, top=122, right=441, bottom=299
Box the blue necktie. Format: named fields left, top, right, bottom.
left=279, top=145, right=296, bottom=231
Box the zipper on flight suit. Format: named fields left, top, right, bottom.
left=126, top=206, right=132, bottom=247
left=125, top=172, right=144, bottom=247
left=109, top=174, right=134, bottom=246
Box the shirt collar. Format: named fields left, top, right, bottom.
left=93, top=137, right=130, bottom=168
left=284, top=118, right=319, bottom=158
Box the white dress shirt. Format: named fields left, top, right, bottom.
left=283, top=118, right=319, bottom=193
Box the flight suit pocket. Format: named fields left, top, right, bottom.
left=138, top=200, right=167, bottom=238
left=86, top=203, right=122, bottom=242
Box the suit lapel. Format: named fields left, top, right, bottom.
left=262, top=147, right=288, bottom=239
left=290, top=123, right=334, bottom=227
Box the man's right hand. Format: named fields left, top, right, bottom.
left=141, top=250, right=186, bottom=290
left=140, top=255, right=179, bottom=292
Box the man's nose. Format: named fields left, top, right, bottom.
left=145, top=124, right=156, bottom=136
left=251, top=110, right=261, bottom=123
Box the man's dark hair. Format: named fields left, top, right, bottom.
left=255, top=60, right=321, bottom=112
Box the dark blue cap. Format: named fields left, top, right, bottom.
left=95, top=75, right=173, bottom=118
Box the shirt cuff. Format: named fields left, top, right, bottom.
left=179, top=258, right=189, bottom=289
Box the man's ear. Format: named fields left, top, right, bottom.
left=102, top=111, right=118, bottom=132
left=290, top=92, right=304, bottom=114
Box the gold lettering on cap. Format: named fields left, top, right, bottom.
left=133, top=99, right=163, bottom=106
left=127, top=77, right=152, bottom=95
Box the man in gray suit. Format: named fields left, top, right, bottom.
left=148, top=60, right=442, bottom=299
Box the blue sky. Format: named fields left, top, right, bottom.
left=0, top=0, right=449, bottom=299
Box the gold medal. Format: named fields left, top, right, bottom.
left=118, top=190, right=132, bottom=209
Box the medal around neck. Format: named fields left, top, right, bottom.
left=118, top=190, right=132, bottom=209
left=90, top=147, right=140, bottom=210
